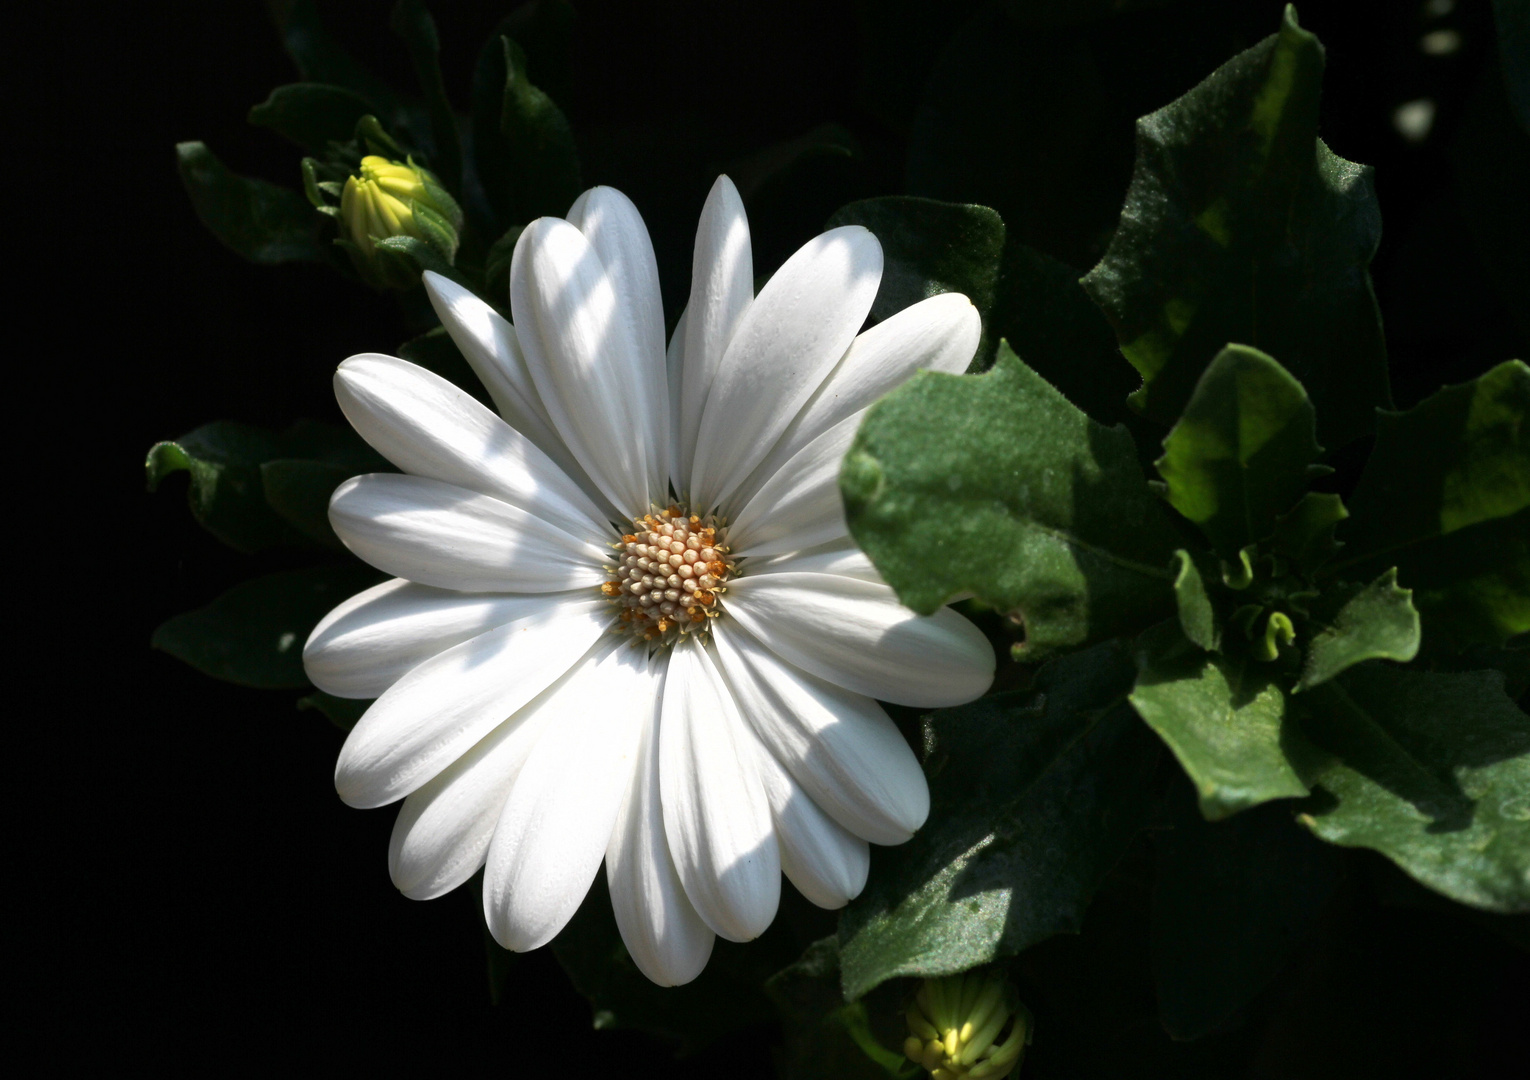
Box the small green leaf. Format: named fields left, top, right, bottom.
left=297, top=690, right=372, bottom=731
left=389, top=0, right=461, bottom=193
left=152, top=563, right=382, bottom=688
left=1081, top=6, right=1390, bottom=446
left=825, top=197, right=1004, bottom=369
left=147, top=420, right=386, bottom=553
left=843, top=342, right=1179, bottom=658
left=837, top=643, right=1159, bottom=1000
left=1330, top=360, right=1530, bottom=648
left=1297, top=570, right=1421, bottom=691
left=1270, top=490, right=1348, bottom=574
left=247, top=83, right=375, bottom=154
left=176, top=142, right=326, bottom=265
left=1130, top=621, right=1314, bottom=820
left=471, top=32, right=581, bottom=228
left=1151, top=796, right=1341, bottom=1040
left=764, top=937, right=912, bottom=1079
left=1171, top=550, right=1221, bottom=652
left=1156, top=344, right=1320, bottom=559
left=1298, top=665, right=1530, bottom=913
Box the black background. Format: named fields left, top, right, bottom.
left=30, top=0, right=1529, bottom=1072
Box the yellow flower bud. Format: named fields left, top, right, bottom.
left=903, top=969, right=1031, bottom=1079
left=339, top=155, right=459, bottom=258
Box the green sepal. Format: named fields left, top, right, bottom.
left=297, top=690, right=372, bottom=732
left=1080, top=6, right=1389, bottom=446
left=176, top=141, right=326, bottom=265
left=248, top=82, right=375, bottom=154
left=146, top=419, right=387, bottom=553
left=1297, top=569, right=1421, bottom=691
left=1171, top=549, right=1221, bottom=652
left=300, top=157, right=337, bottom=214
left=152, top=563, right=383, bottom=689
left=825, top=197, right=1005, bottom=369
left=472, top=32, right=581, bottom=228
left=1155, top=344, right=1321, bottom=559
left=1330, top=359, right=1530, bottom=649
left=409, top=198, right=459, bottom=263
left=842, top=342, right=1179, bottom=659
left=389, top=0, right=462, bottom=193
left=837, top=643, right=1160, bottom=1000
left=1298, top=665, right=1530, bottom=913
left=1130, top=620, right=1315, bottom=820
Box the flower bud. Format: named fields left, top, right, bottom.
left=337, top=155, right=463, bottom=287
left=903, top=969, right=1032, bottom=1079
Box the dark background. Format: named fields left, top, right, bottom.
left=30, top=0, right=1528, bottom=1071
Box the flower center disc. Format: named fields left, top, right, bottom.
left=602, top=505, right=734, bottom=645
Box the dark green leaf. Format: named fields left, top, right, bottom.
left=268, top=0, right=401, bottom=120
left=838, top=643, right=1159, bottom=1000
left=1151, top=795, right=1341, bottom=1040
left=1130, top=621, right=1313, bottom=820
left=1298, top=665, right=1530, bottom=912
left=247, top=83, right=375, bottom=154
left=1156, top=344, right=1320, bottom=558
left=152, top=563, right=382, bottom=688
left=372, top=233, right=466, bottom=285
left=297, top=690, right=371, bottom=731
left=1080, top=7, right=1390, bottom=446
left=1270, top=491, right=1347, bottom=574
left=176, top=141, right=325, bottom=265
left=1330, top=360, right=1530, bottom=649
left=1297, top=570, right=1421, bottom=691
left=471, top=33, right=581, bottom=228
left=147, top=419, right=387, bottom=553
left=389, top=0, right=461, bottom=192
left=826, top=198, right=1004, bottom=369
left=842, top=343, right=1179, bottom=658
left=549, top=874, right=832, bottom=1053
left=1171, top=550, right=1220, bottom=652
left=764, top=937, right=912, bottom=1079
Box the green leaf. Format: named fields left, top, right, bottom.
left=1269, top=490, right=1347, bottom=574
left=1171, top=550, right=1221, bottom=652
left=471, top=32, right=581, bottom=228
left=837, top=643, right=1160, bottom=1000
left=842, top=343, right=1179, bottom=658
left=764, top=937, right=913, bottom=1079
left=1080, top=6, right=1389, bottom=447
left=147, top=419, right=386, bottom=553
left=268, top=0, right=401, bottom=120
left=247, top=83, right=375, bottom=154
left=549, top=874, right=833, bottom=1053
left=176, top=142, right=326, bottom=265
left=152, top=563, right=382, bottom=688
left=1156, top=344, right=1320, bottom=558
left=1151, top=796, right=1341, bottom=1040
left=1329, top=360, right=1530, bottom=649
left=297, top=690, right=371, bottom=731
left=825, top=197, right=1004, bottom=369
left=1130, top=621, right=1313, bottom=820
left=1297, top=570, right=1421, bottom=691
left=389, top=0, right=461, bottom=193
left=1298, top=665, right=1530, bottom=913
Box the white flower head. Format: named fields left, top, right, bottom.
left=304, top=177, right=994, bottom=985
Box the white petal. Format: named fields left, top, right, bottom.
left=676, top=176, right=753, bottom=491
left=746, top=542, right=883, bottom=582
left=423, top=272, right=609, bottom=510
left=304, top=577, right=579, bottom=698
left=665, top=306, right=688, bottom=488
left=606, top=662, right=716, bottom=986
left=328, top=474, right=608, bottom=593
left=334, top=596, right=608, bottom=808
left=483, top=638, right=653, bottom=952
left=690, top=225, right=882, bottom=511
left=510, top=216, right=664, bottom=517
left=334, top=353, right=611, bottom=542
left=712, top=622, right=928, bottom=845
left=660, top=639, right=780, bottom=941
left=739, top=720, right=870, bottom=909
left=723, top=572, right=993, bottom=707
left=732, top=293, right=980, bottom=507
left=387, top=682, right=565, bottom=900
left=728, top=413, right=858, bottom=557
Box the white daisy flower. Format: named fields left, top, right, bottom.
left=303, top=176, right=994, bottom=986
